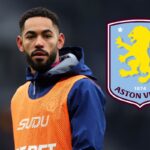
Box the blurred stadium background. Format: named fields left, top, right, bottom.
left=1, top=0, right=150, bottom=149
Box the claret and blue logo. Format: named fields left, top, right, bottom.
left=107, top=19, right=150, bottom=108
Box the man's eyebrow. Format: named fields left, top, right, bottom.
left=24, top=31, right=36, bottom=36
left=42, top=29, right=53, bottom=34
left=24, top=29, right=53, bottom=36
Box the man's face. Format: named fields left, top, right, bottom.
left=17, top=17, right=64, bottom=73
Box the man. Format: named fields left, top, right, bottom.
left=11, top=7, right=106, bottom=150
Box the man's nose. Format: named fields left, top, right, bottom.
left=35, top=36, right=44, bottom=48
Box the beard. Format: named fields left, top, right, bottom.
left=25, top=48, right=57, bottom=73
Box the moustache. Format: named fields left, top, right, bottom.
left=31, top=49, right=49, bottom=57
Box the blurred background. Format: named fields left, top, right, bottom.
left=1, top=0, right=150, bottom=149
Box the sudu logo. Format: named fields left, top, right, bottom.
left=17, top=115, right=49, bottom=130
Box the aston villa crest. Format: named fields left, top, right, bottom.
left=107, top=19, right=150, bottom=108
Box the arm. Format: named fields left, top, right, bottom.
left=67, top=78, right=106, bottom=150
left=116, top=36, right=132, bottom=51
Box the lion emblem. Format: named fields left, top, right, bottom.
left=116, top=26, right=150, bottom=83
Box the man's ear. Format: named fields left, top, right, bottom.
left=16, top=35, right=24, bottom=52
left=57, top=33, right=65, bottom=49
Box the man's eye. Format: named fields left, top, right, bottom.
left=26, top=35, right=35, bottom=39
left=44, top=34, right=52, bottom=38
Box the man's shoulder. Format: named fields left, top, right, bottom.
left=70, top=76, right=105, bottom=100
left=15, top=81, right=30, bottom=94
left=68, top=76, right=104, bottom=99
left=11, top=82, right=30, bottom=102
left=72, top=76, right=100, bottom=90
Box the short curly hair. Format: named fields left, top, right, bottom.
left=19, top=7, right=60, bottom=32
